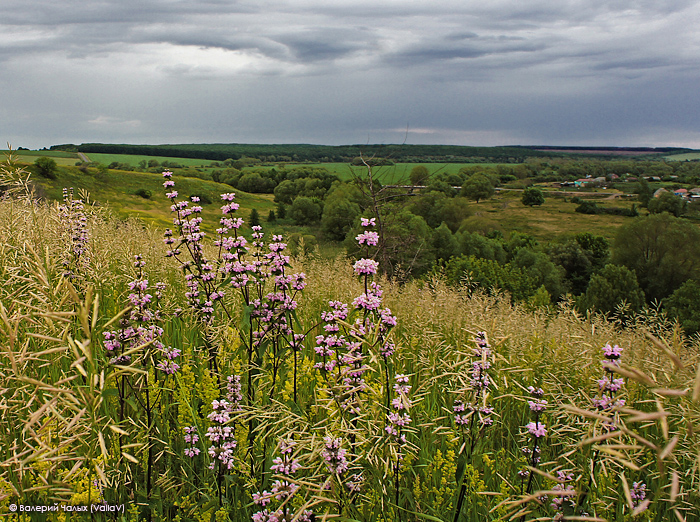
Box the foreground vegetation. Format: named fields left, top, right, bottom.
left=0, top=157, right=699, bottom=521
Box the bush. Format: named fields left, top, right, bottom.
left=521, top=187, right=545, bottom=206
left=575, top=200, right=600, bottom=214
left=582, top=264, right=645, bottom=316
left=34, top=157, right=58, bottom=179
left=648, top=191, right=686, bottom=217
left=248, top=208, right=261, bottom=227
left=134, top=188, right=152, bottom=199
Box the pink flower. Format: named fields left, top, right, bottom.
left=353, top=258, right=379, bottom=275
left=526, top=421, right=547, bottom=438
left=356, top=230, right=379, bottom=246
left=602, top=343, right=623, bottom=359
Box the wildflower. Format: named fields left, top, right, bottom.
left=630, top=481, right=648, bottom=511
left=360, top=217, right=376, bottom=227
left=252, top=492, right=271, bottom=506
left=593, top=343, right=626, bottom=426
left=205, top=399, right=237, bottom=470
left=346, top=473, right=364, bottom=493
left=353, top=258, right=379, bottom=275
left=355, top=230, right=379, bottom=246
left=322, top=436, right=348, bottom=475
left=386, top=374, right=412, bottom=446
left=226, top=375, right=243, bottom=409
left=528, top=399, right=548, bottom=412
left=270, top=440, right=301, bottom=475
left=550, top=471, right=576, bottom=514
left=156, top=359, right=180, bottom=375
left=526, top=421, right=547, bottom=438
left=519, top=386, right=547, bottom=493
left=252, top=438, right=311, bottom=522
left=183, top=427, right=201, bottom=457
left=602, top=343, right=623, bottom=360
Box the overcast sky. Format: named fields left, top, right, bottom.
left=2, top=0, right=700, bottom=150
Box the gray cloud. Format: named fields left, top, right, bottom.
left=2, top=0, right=700, bottom=148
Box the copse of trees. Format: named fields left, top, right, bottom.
left=581, top=264, right=645, bottom=316
left=648, top=191, right=687, bottom=217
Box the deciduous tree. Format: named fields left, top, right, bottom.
left=521, top=187, right=545, bottom=206
left=460, top=174, right=495, bottom=203
left=613, top=213, right=700, bottom=302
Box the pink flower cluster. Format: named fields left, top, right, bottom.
left=183, top=427, right=200, bottom=457
left=526, top=421, right=547, bottom=439
left=593, top=343, right=626, bottom=428
left=322, top=436, right=349, bottom=475
left=252, top=439, right=313, bottom=522
left=58, top=187, right=89, bottom=279
left=386, top=374, right=412, bottom=445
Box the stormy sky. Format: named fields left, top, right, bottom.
left=2, top=0, right=700, bottom=149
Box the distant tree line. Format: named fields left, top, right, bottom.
left=50, top=142, right=569, bottom=164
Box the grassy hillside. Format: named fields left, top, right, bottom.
left=25, top=159, right=276, bottom=235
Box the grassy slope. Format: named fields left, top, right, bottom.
left=2, top=195, right=698, bottom=519
left=33, top=164, right=276, bottom=235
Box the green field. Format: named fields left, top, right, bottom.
left=665, top=152, right=700, bottom=161
left=85, top=152, right=221, bottom=168
left=3, top=149, right=81, bottom=166
left=457, top=189, right=633, bottom=242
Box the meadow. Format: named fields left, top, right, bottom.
left=0, top=157, right=698, bottom=522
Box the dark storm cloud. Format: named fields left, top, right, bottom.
left=2, top=0, right=700, bottom=148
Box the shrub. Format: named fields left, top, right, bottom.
left=34, top=156, right=58, bottom=179
left=521, top=187, right=545, bottom=206
left=134, top=188, right=152, bottom=199
left=575, top=200, right=600, bottom=214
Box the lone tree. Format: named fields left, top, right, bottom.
left=521, top=187, right=545, bottom=206
left=248, top=208, right=261, bottom=227
left=460, top=174, right=495, bottom=203
left=409, top=165, right=429, bottom=186
left=34, top=157, right=58, bottom=179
